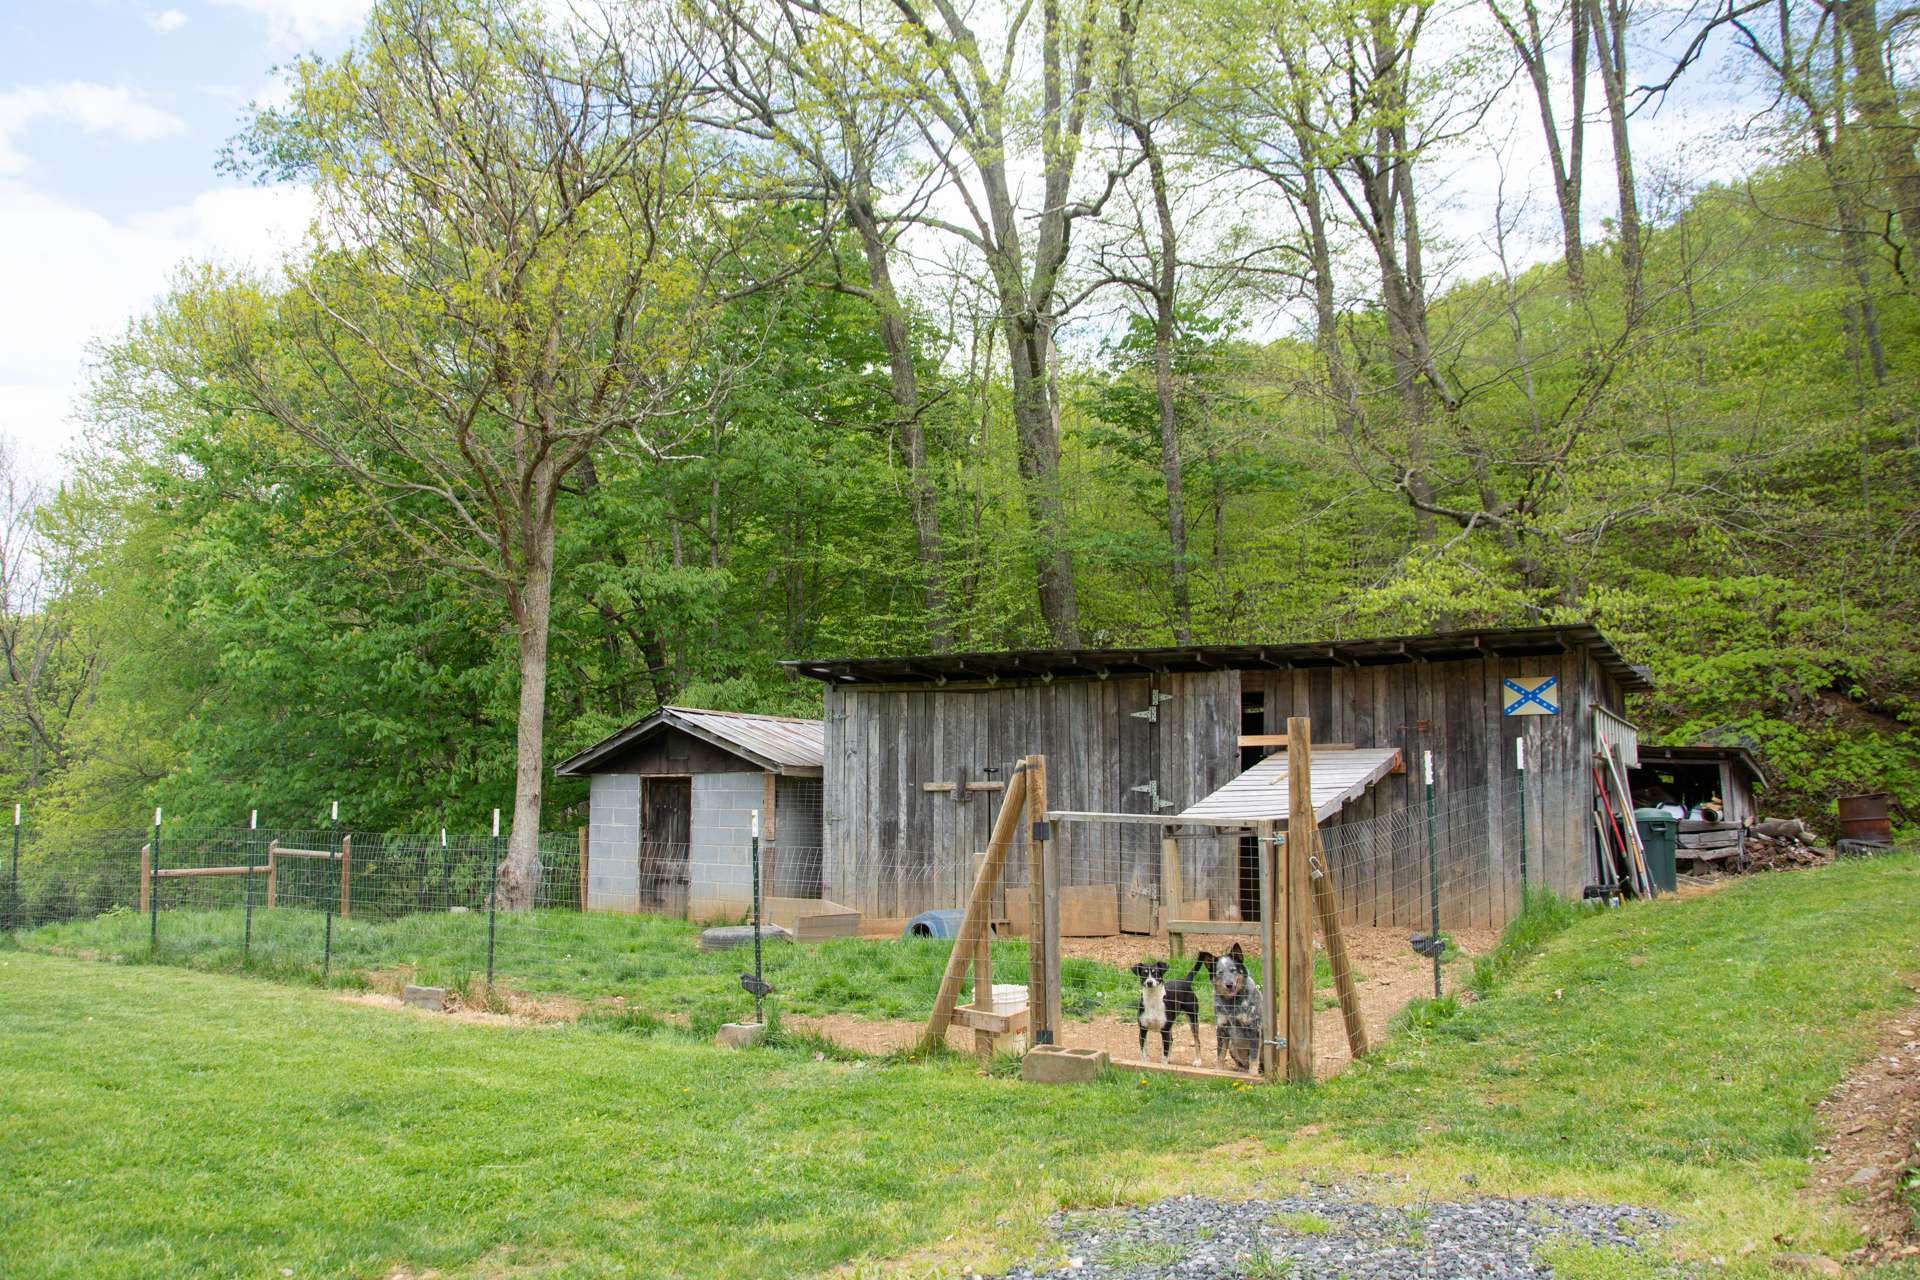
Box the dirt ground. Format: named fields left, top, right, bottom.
left=1808, top=976, right=1920, bottom=1262
left=789, top=924, right=1500, bottom=1078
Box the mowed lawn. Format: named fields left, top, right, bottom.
left=2, top=853, right=1918, bottom=1280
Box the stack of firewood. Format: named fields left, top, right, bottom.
left=1676, top=816, right=1832, bottom=873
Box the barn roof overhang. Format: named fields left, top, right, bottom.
left=1634, top=744, right=1769, bottom=789
left=783, top=624, right=1653, bottom=694
left=554, top=706, right=825, bottom=778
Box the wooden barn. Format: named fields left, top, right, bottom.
left=784, top=624, right=1652, bottom=929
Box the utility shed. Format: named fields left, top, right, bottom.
left=784, top=624, right=1653, bottom=928
left=1630, top=745, right=1767, bottom=824
left=553, top=707, right=824, bottom=919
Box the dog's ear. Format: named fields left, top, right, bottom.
left=1228, top=942, right=1246, bottom=962
left=1129, top=962, right=1148, bottom=979
left=1151, top=961, right=1169, bottom=980
left=1193, top=950, right=1217, bottom=968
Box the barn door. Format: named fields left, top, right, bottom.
left=640, top=777, right=691, bottom=917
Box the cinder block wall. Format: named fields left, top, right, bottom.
left=587, top=773, right=640, bottom=910
left=689, top=772, right=762, bottom=919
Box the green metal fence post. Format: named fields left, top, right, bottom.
left=751, top=810, right=765, bottom=1025
left=149, top=807, right=162, bottom=951
left=1424, top=752, right=1440, bottom=1000
left=1516, top=739, right=1528, bottom=897
left=9, top=804, right=19, bottom=931
left=323, top=801, right=336, bottom=979
left=486, top=809, right=500, bottom=990
left=243, top=809, right=257, bottom=960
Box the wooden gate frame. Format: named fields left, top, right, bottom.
left=922, top=724, right=1368, bottom=1084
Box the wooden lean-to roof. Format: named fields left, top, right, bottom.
left=1177, top=748, right=1407, bottom=827
left=783, top=623, right=1653, bottom=694
left=553, top=706, right=824, bottom=778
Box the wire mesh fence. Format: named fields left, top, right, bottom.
left=0, top=764, right=1588, bottom=1070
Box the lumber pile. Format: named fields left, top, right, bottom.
left=1676, top=818, right=1833, bottom=874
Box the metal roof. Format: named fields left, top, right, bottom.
left=554, top=706, right=824, bottom=778
left=1177, top=748, right=1406, bottom=827
left=1635, top=744, right=1768, bottom=789
left=783, top=623, right=1653, bottom=693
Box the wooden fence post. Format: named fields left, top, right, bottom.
left=924, top=760, right=1029, bottom=1046
left=1160, top=835, right=1184, bottom=957
left=139, top=843, right=151, bottom=915
left=1026, top=754, right=1052, bottom=1046
left=1258, top=820, right=1280, bottom=1082
left=1285, top=717, right=1316, bottom=1083
left=265, top=841, right=277, bottom=909
left=578, top=826, right=590, bottom=912
left=339, top=835, right=352, bottom=919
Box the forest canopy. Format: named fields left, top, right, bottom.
left=2, top=0, right=1914, bottom=846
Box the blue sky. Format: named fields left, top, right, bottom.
left=0, top=0, right=369, bottom=477
left=0, top=0, right=1762, bottom=482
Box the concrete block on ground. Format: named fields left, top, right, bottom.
left=1021, top=1045, right=1108, bottom=1084
left=716, top=1021, right=766, bottom=1050
left=402, top=985, right=446, bottom=1011
left=699, top=924, right=793, bottom=952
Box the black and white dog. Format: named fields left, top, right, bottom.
left=1193, top=944, right=1263, bottom=1072
left=1129, top=960, right=1204, bottom=1065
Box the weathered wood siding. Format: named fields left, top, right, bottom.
left=1235, top=647, right=1610, bottom=929
left=821, top=647, right=1620, bottom=927
left=821, top=672, right=1238, bottom=918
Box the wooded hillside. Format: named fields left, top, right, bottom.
left=1, top=0, right=1914, bottom=840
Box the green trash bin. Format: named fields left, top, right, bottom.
left=1633, top=808, right=1678, bottom=893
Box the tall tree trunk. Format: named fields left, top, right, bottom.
left=1487, top=0, right=1588, bottom=285
left=1589, top=0, right=1643, bottom=309
left=847, top=192, right=953, bottom=649
left=1004, top=309, right=1081, bottom=642
left=1832, top=0, right=1920, bottom=289
left=500, top=506, right=556, bottom=911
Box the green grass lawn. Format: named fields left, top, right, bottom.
left=17, top=905, right=1334, bottom=1030
left=2, top=853, right=1917, bottom=1280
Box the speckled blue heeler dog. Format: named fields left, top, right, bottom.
left=1194, top=944, right=1262, bottom=1072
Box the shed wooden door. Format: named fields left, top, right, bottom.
left=640, top=777, right=691, bottom=916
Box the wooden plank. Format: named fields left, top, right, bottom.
left=339, top=835, right=351, bottom=920
left=1116, top=1057, right=1263, bottom=1082
left=1044, top=795, right=1064, bottom=1036
left=139, top=843, right=151, bottom=914
left=925, top=762, right=1029, bottom=1044
left=1284, top=716, right=1314, bottom=1083
left=1059, top=884, right=1119, bottom=936
left=154, top=865, right=261, bottom=879
left=265, top=842, right=277, bottom=909
left=1160, top=836, right=1183, bottom=952
left=1168, top=918, right=1258, bottom=936
left=273, top=846, right=339, bottom=860
left=578, top=826, right=589, bottom=913
left=1238, top=734, right=1290, bottom=748
left=1310, top=827, right=1368, bottom=1059
left=1257, top=819, right=1280, bottom=1083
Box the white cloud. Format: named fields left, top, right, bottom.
left=0, top=82, right=189, bottom=175
left=147, top=8, right=190, bottom=33
left=0, top=179, right=316, bottom=475
left=209, top=0, right=372, bottom=52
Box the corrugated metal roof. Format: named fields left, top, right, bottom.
left=553, top=706, right=824, bottom=777
left=782, top=623, right=1654, bottom=693
left=1177, top=748, right=1405, bottom=826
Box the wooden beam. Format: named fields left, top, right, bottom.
left=339, top=835, right=351, bottom=920
left=1310, top=827, right=1368, bottom=1060
left=1258, top=819, right=1280, bottom=1082
left=139, top=843, right=150, bottom=914
left=1027, top=754, right=1053, bottom=1046
left=924, top=762, right=1029, bottom=1046
left=1167, top=918, right=1259, bottom=937
left=1160, top=837, right=1184, bottom=956
left=154, top=865, right=262, bottom=879
left=273, top=846, right=340, bottom=861
left=265, top=842, right=277, bottom=909
left=1238, top=734, right=1289, bottom=748
left=1285, top=716, right=1315, bottom=1083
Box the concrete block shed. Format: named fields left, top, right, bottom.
left=553, top=707, right=823, bottom=920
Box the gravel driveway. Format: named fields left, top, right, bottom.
left=982, top=1185, right=1669, bottom=1279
